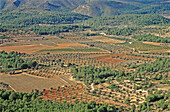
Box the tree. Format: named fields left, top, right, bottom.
left=23, top=95, right=28, bottom=102
left=67, top=63, right=72, bottom=67
left=2, top=92, right=9, bottom=100
left=142, top=102, right=147, bottom=111
left=61, top=63, right=64, bottom=67
left=31, top=94, right=36, bottom=100
left=118, top=106, right=123, bottom=112
left=97, top=106, right=107, bottom=112
left=125, top=98, right=130, bottom=105
left=157, top=75, right=162, bottom=80
left=21, top=63, right=28, bottom=69
left=109, top=105, right=116, bottom=112
left=74, top=98, right=79, bottom=104
left=131, top=104, right=136, bottom=112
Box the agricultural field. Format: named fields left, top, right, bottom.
left=0, top=29, right=170, bottom=112
left=86, top=35, right=125, bottom=44
left=119, top=42, right=170, bottom=53
left=0, top=5, right=170, bottom=112
left=0, top=73, right=75, bottom=93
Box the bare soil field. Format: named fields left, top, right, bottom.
left=0, top=44, right=60, bottom=53
left=145, top=49, right=170, bottom=53
left=87, top=36, right=125, bottom=44
left=100, top=58, right=124, bottom=63
left=0, top=73, right=75, bottom=93
left=0, top=43, right=90, bottom=54
left=92, top=54, right=154, bottom=63
left=57, top=43, right=87, bottom=48
left=93, top=54, right=124, bottom=63
left=143, top=42, right=164, bottom=46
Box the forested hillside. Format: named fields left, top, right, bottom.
left=1, top=13, right=169, bottom=36
left=83, top=14, right=170, bottom=36
left=84, top=14, right=170, bottom=27
left=0, top=12, right=90, bottom=28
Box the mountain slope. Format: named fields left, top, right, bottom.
left=73, top=0, right=170, bottom=17
left=0, top=0, right=86, bottom=11
left=0, top=0, right=169, bottom=17
left=73, top=0, right=141, bottom=17
left=39, top=1, right=61, bottom=11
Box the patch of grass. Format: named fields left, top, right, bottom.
left=38, top=48, right=101, bottom=52
left=118, top=42, right=170, bottom=51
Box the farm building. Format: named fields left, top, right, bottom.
left=100, top=32, right=106, bottom=35
left=141, top=82, right=149, bottom=85
left=134, top=78, right=142, bottom=81
left=129, top=42, right=133, bottom=44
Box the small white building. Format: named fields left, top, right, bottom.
left=142, top=90, right=148, bottom=93
left=129, top=42, right=133, bottom=44
left=100, top=32, right=106, bottom=35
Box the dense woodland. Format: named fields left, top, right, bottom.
left=1, top=13, right=170, bottom=38
left=72, top=66, right=125, bottom=85
left=0, top=51, right=37, bottom=72
left=133, top=35, right=170, bottom=43
left=136, top=58, right=169, bottom=74
left=30, top=25, right=89, bottom=35
left=84, top=14, right=170, bottom=27
left=0, top=12, right=90, bottom=28
left=84, top=14, right=170, bottom=37
left=106, top=27, right=141, bottom=36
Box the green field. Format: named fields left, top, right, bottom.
left=119, top=42, right=170, bottom=51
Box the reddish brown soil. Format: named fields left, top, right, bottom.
left=0, top=44, right=60, bottom=53
left=99, top=58, right=124, bottom=63
left=143, top=42, right=162, bottom=46
left=40, top=84, right=131, bottom=110
left=92, top=54, right=154, bottom=63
